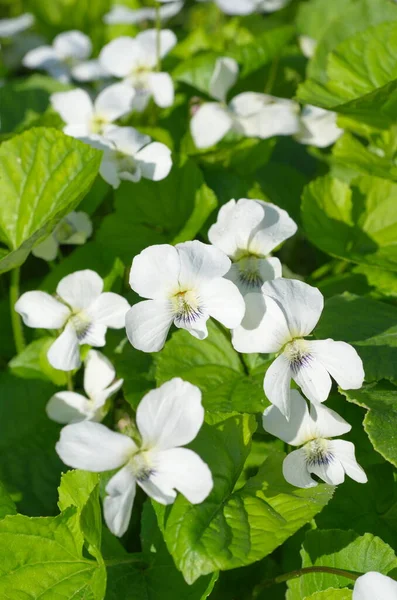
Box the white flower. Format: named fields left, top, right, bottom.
left=47, top=350, right=123, bottom=424
left=56, top=377, right=213, bottom=536
left=232, top=278, right=364, bottom=417
left=298, top=35, right=317, bottom=59
left=126, top=240, right=245, bottom=353
left=98, top=30, right=177, bottom=111
left=263, top=389, right=367, bottom=487
left=0, top=13, right=34, bottom=37
left=92, top=126, right=172, bottom=188
left=104, top=2, right=183, bottom=25
left=22, top=30, right=92, bottom=83
left=212, top=0, right=291, bottom=14
left=353, top=572, right=397, bottom=600
left=15, top=270, right=130, bottom=371
left=191, top=57, right=300, bottom=149
left=32, top=211, right=93, bottom=261
left=208, top=198, right=297, bottom=294
left=295, top=105, right=343, bottom=148
left=51, top=83, right=135, bottom=140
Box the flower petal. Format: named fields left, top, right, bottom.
left=51, top=89, right=93, bottom=125
left=79, top=323, right=107, bottom=348
left=104, top=465, right=136, bottom=537
left=232, top=293, right=290, bottom=353
left=353, top=572, right=397, bottom=600
left=47, top=323, right=81, bottom=371
left=177, top=240, right=231, bottom=288
left=94, top=82, right=135, bottom=121
left=147, top=72, right=174, bottom=108
left=125, top=300, right=173, bottom=352
left=60, top=211, right=93, bottom=245
left=283, top=448, right=317, bottom=488
left=330, top=440, right=367, bottom=484
left=235, top=96, right=300, bottom=139
left=56, top=269, right=103, bottom=311
left=263, top=390, right=313, bottom=446
left=261, top=278, right=324, bottom=338
left=138, top=474, right=176, bottom=504
left=209, top=57, right=239, bottom=102
left=135, top=141, right=172, bottom=181
left=154, top=447, right=213, bottom=503
left=63, top=124, right=92, bottom=139
left=200, top=277, right=245, bottom=329
left=308, top=453, right=345, bottom=486
left=15, top=291, right=69, bottom=329
left=56, top=421, right=136, bottom=471
left=32, top=235, right=59, bottom=261
left=129, top=244, right=180, bottom=300
left=72, top=59, right=109, bottom=81
left=84, top=350, right=116, bottom=398
left=137, top=377, right=204, bottom=450
left=309, top=402, right=351, bottom=439
left=46, top=391, right=90, bottom=424
left=263, top=353, right=293, bottom=418
left=292, top=354, right=332, bottom=404
left=22, top=45, right=58, bottom=69
left=215, top=0, right=257, bottom=15
left=87, top=292, right=130, bottom=328
left=190, top=102, right=233, bottom=149
left=309, top=339, right=365, bottom=391
left=296, top=105, right=342, bottom=148
left=137, top=28, right=176, bottom=65
left=105, top=125, right=151, bottom=155
left=249, top=200, right=297, bottom=255
left=99, top=37, right=143, bottom=77
left=0, top=13, right=34, bottom=37
left=174, top=310, right=209, bottom=341
left=53, top=30, right=92, bottom=60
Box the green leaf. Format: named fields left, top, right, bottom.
left=0, top=127, right=101, bottom=274
left=314, top=293, right=397, bottom=382
left=155, top=415, right=333, bottom=584
left=9, top=337, right=68, bottom=386
left=58, top=470, right=103, bottom=559
left=230, top=26, right=295, bottom=77
left=0, top=74, right=69, bottom=134
left=296, top=0, right=356, bottom=42
left=0, top=481, right=17, bottom=519
left=289, top=529, right=397, bottom=597
left=97, top=156, right=217, bottom=264
left=301, top=175, right=397, bottom=271
left=155, top=321, right=269, bottom=413
left=0, top=508, right=105, bottom=599
left=331, top=133, right=397, bottom=181
left=173, top=52, right=221, bottom=97
left=0, top=373, right=64, bottom=516
left=343, top=381, right=397, bottom=468
left=305, top=591, right=352, bottom=600
left=26, top=0, right=110, bottom=39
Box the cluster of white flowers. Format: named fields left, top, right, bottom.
left=353, top=572, right=397, bottom=599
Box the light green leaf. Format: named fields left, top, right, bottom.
left=352, top=264, right=397, bottom=299
left=173, top=52, right=221, bottom=97
left=155, top=416, right=333, bottom=584
left=155, top=321, right=269, bottom=413
left=9, top=337, right=68, bottom=386
left=0, top=127, right=101, bottom=274
left=306, top=590, right=353, bottom=600
left=343, top=381, right=397, bottom=468
left=301, top=175, right=397, bottom=271
left=289, top=529, right=397, bottom=598
left=296, top=0, right=356, bottom=42
left=0, top=508, right=105, bottom=599
left=0, top=373, right=64, bottom=516
left=331, top=133, right=397, bottom=181
left=97, top=156, right=217, bottom=264
left=314, top=293, right=397, bottom=382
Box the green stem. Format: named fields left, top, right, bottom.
left=253, top=566, right=359, bottom=597
left=105, top=556, right=147, bottom=568
left=265, top=57, right=279, bottom=94
left=10, top=268, right=25, bottom=354
left=66, top=371, right=74, bottom=392
left=155, top=2, right=162, bottom=72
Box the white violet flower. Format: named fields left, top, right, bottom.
left=104, top=2, right=183, bottom=25
left=353, top=572, right=397, bottom=600
left=0, top=13, right=34, bottom=38
left=208, top=198, right=297, bottom=294
left=93, top=126, right=172, bottom=188
left=51, top=83, right=135, bottom=140
left=298, top=35, right=317, bottom=59
left=295, top=105, right=343, bottom=148
left=232, top=278, right=364, bottom=417
left=15, top=269, right=130, bottom=371
left=32, top=211, right=93, bottom=261
left=98, top=30, right=177, bottom=111
left=47, top=350, right=123, bottom=424
left=209, top=0, right=291, bottom=15
left=263, top=389, right=367, bottom=487
left=190, top=57, right=300, bottom=149
left=23, top=30, right=93, bottom=83
left=56, top=377, right=213, bottom=537
left=126, top=240, right=245, bottom=352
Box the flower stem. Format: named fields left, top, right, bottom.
left=155, top=2, right=161, bottom=71
left=10, top=267, right=25, bottom=354
left=253, top=566, right=359, bottom=597
left=66, top=371, right=74, bottom=391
